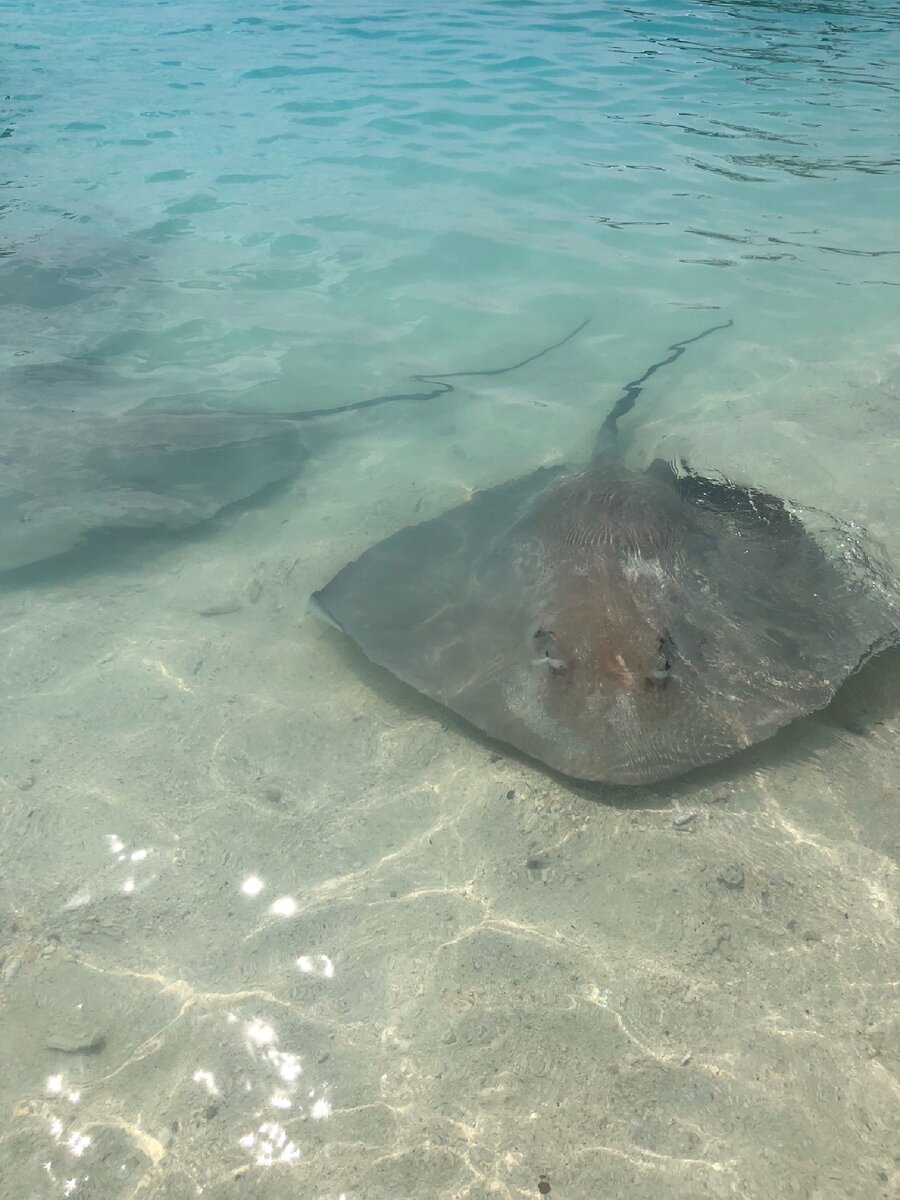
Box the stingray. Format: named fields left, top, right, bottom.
left=313, top=322, right=899, bottom=784
left=0, top=326, right=586, bottom=574
left=0, top=406, right=307, bottom=572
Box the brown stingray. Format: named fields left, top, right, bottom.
left=313, top=327, right=899, bottom=784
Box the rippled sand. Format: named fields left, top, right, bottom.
left=1, top=1, right=899, bottom=1197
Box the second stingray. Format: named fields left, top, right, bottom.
left=313, top=322, right=899, bottom=785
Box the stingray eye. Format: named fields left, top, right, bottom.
left=533, top=628, right=567, bottom=673
left=645, top=633, right=675, bottom=690
left=533, top=628, right=556, bottom=654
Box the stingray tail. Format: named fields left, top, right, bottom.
left=217, top=319, right=593, bottom=424
left=593, top=319, right=734, bottom=461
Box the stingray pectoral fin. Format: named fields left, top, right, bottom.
left=312, top=465, right=564, bottom=670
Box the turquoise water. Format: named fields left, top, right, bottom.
left=4, top=0, right=898, bottom=417
left=2, top=3, right=899, bottom=1199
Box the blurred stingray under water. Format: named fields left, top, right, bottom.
left=0, top=405, right=307, bottom=572
left=314, top=324, right=900, bottom=784
left=0, top=287, right=588, bottom=574
left=0, top=236, right=314, bottom=573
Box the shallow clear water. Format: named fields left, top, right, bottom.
left=4, top=0, right=899, bottom=412
left=1, top=2, right=899, bottom=1198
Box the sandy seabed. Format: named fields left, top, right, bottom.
left=0, top=329, right=898, bottom=1200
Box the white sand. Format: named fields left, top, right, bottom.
left=0, top=324, right=898, bottom=1200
